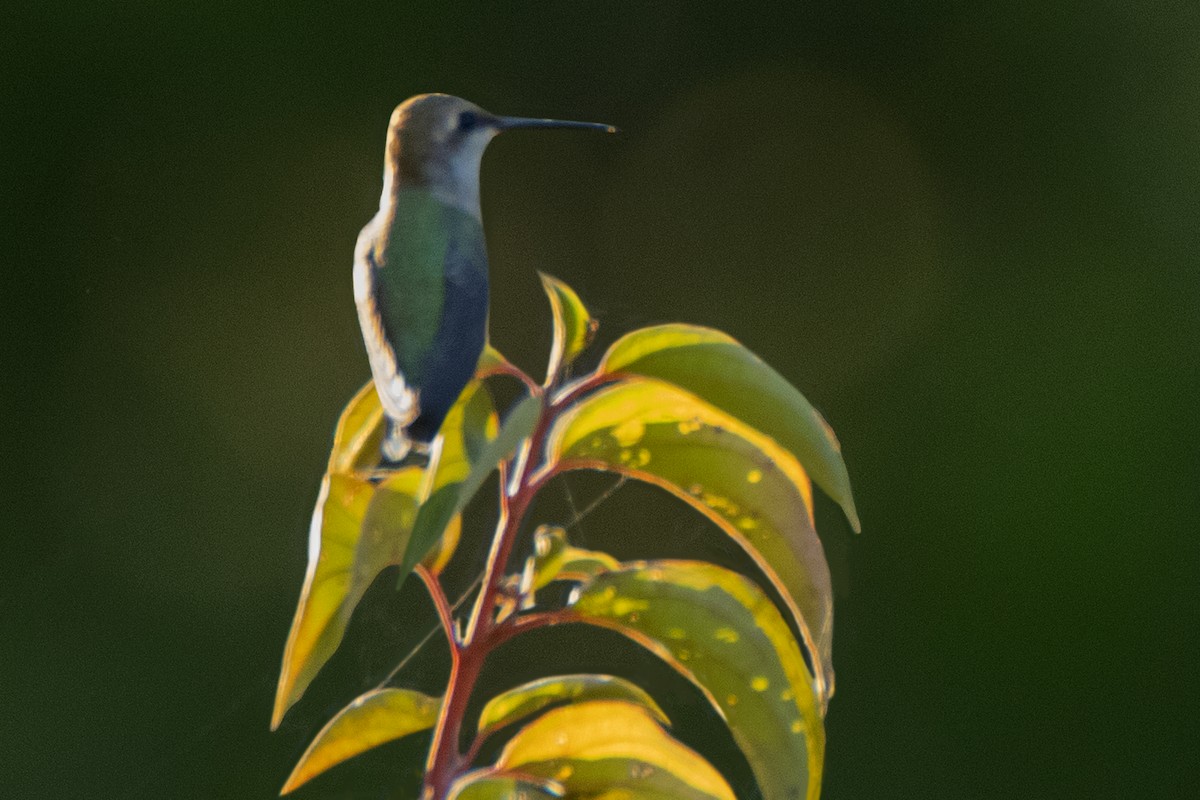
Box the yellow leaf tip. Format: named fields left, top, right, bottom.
left=277, top=738, right=314, bottom=792
left=269, top=701, right=285, bottom=732
left=270, top=679, right=295, bottom=731
left=279, top=771, right=302, bottom=795
left=846, top=505, right=862, bottom=534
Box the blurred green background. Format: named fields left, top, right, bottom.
left=3, top=2, right=1197, bottom=798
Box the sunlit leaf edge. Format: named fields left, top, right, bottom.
left=539, top=272, right=597, bottom=384
left=598, top=323, right=860, bottom=533
left=477, top=674, right=669, bottom=742
left=281, top=687, right=441, bottom=794
left=272, top=472, right=374, bottom=730
left=448, top=769, right=564, bottom=800
left=527, top=525, right=622, bottom=592
left=544, top=376, right=833, bottom=704
left=273, top=382, right=494, bottom=729
left=565, top=560, right=824, bottom=800
left=396, top=393, right=542, bottom=587
left=496, top=699, right=735, bottom=800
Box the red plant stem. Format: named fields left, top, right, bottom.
left=456, top=608, right=576, bottom=765
left=487, top=359, right=542, bottom=395
left=550, top=371, right=621, bottom=412
left=415, top=565, right=459, bottom=657
left=421, top=366, right=619, bottom=798
left=494, top=608, right=575, bottom=645
left=423, top=384, right=556, bottom=800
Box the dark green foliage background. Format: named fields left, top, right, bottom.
left=3, top=3, right=1196, bottom=798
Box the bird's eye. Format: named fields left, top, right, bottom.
left=457, top=111, right=479, bottom=132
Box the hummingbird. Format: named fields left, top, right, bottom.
left=354, top=94, right=615, bottom=462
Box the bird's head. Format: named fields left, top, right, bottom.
left=382, top=93, right=615, bottom=216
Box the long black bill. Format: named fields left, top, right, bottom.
left=496, top=115, right=618, bottom=134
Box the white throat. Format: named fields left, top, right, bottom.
left=426, top=131, right=493, bottom=221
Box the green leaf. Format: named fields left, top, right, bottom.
left=529, top=525, right=621, bottom=591
left=497, top=699, right=735, bottom=800
left=388, top=379, right=497, bottom=590
left=280, top=688, right=440, bottom=794
left=272, top=383, right=491, bottom=730
left=557, top=548, right=621, bottom=582
left=476, top=343, right=511, bottom=377
left=600, top=324, right=861, bottom=532
left=377, top=380, right=494, bottom=585
left=568, top=561, right=824, bottom=800
left=272, top=467, right=462, bottom=731
left=432, top=378, right=499, bottom=490
left=397, top=393, right=542, bottom=586
left=547, top=377, right=836, bottom=705
left=272, top=472, right=375, bottom=730
left=331, top=344, right=509, bottom=476
left=359, top=465, right=464, bottom=576
left=460, top=393, right=542, bottom=505
left=448, top=770, right=563, bottom=800
left=326, top=380, right=386, bottom=475
left=477, top=674, right=668, bottom=742
left=400, top=486, right=459, bottom=588
left=540, top=272, right=598, bottom=383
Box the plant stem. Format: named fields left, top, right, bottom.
left=489, top=359, right=541, bottom=395
left=422, top=386, right=554, bottom=800
left=550, top=371, right=620, bottom=412
left=415, top=566, right=459, bottom=656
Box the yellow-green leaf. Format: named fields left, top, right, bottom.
left=557, top=548, right=621, bottom=582
left=529, top=525, right=621, bottom=591
left=355, top=379, right=493, bottom=600
left=388, top=379, right=497, bottom=588
left=497, top=700, right=735, bottom=800
left=332, top=343, right=505, bottom=476
left=459, top=393, right=541, bottom=507
left=359, top=465, right=464, bottom=579
left=272, top=472, right=375, bottom=730
left=449, top=770, right=563, bottom=800
left=600, top=324, right=860, bottom=532
left=540, top=272, right=598, bottom=383
left=272, top=383, right=491, bottom=730
left=547, top=377, right=835, bottom=705
left=431, top=379, right=500, bottom=491
left=477, top=343, right=511, bottom=377
left=478, top=675, right=668, bottom=742
left=568, top=561, right=824, bottom=800
left=280, top=688, right=440, bottom=794
left=272, top=467, right=460, bottom=730
left=399, top=393, right=541, bottom=587
left=327, top=380, right=386, bottom=475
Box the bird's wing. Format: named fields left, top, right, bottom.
left=354, top=220, right=419, bottom=427
left=368, top=192, right=449, bottom=385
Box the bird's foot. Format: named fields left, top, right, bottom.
left=364, top=436, right=436, bottom=484
left=382, top=428, right=414, bottom=463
